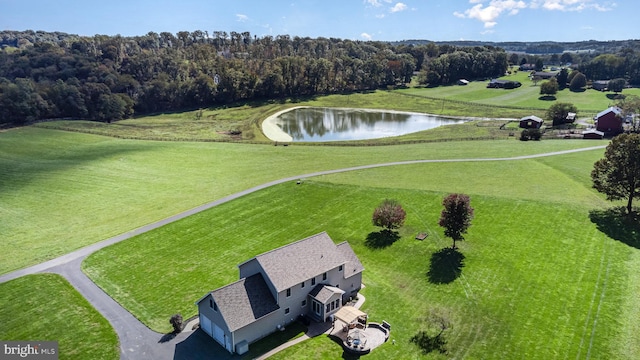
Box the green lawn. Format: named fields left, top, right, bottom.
left=399, top=70, right=640, bottom=118
left=0, top=126, right=606, bottom=274
left=82, top=148, right=640, bottom=359
left=0, top=274, right=119, bottom=360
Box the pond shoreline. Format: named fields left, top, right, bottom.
left=261, top=106, right=502, bottom=142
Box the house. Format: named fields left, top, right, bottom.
left=595, top=106, right=623, bottom=134
left=457, top=79, right=469, bottom=86
left=530, top=71, right=556, bottom=80
left=487, top=79, right=521, bottom=89
left=519, top=115, right=544, bottom=129
left=566, top=112, right=576, bottom=123
left=592, top=80, right=609, bottom=91
left=519, top=63, right=536, bottom=71
left=582, top=129, right=605, bottom=139
left=196, top=232, right=364, bottom=355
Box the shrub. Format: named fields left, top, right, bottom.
left=520, top=128, right=542, bottom=141
left=169, top=313, right=183, bottom=333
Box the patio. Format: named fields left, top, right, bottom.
left=330, top=306, right=390, bottom=355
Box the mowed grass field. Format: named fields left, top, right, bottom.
left=0, top=127, right=605, bottom=275
left=0, top=274, right=119, bottom=360
left=82, top=147, right=640, bottom=359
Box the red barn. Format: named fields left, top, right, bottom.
left=595, top=107, right=622, bottom=134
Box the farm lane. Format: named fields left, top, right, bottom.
left=0, top=144, right=607, bottom=359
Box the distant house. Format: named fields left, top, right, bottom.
left=196, top=232, right=364, bottom=355
left=519, top=115, right=544, bottom=129
left=519, top=63, right=536, bottom=71
left=595, top=106, right=623, bottom=134
left=592, top=80, right=609, bottom=91
left=487, top=79, right=521, bottom=89
left=566, top=112, right=577, bottom=123
left=582, top=129, right=605, bottom=139
left=457, top=79, right=469, bottom=86
left=530, top=71, right=556, bottom=80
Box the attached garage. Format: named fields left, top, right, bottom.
left=213, top=323, right=225, bottom=346
left=199, top=313, right=212, bottom=336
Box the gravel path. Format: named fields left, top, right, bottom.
left=0, top=144, right=607, bottom=359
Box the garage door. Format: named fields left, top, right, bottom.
left=199, top=314, right=212, bottom=336
left=213, top=323, right=225, bottom=345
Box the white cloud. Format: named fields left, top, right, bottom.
left=376, top=14, right=386, bottom=18
left=361, top=32, right=373, bottom=40
left=364, top=0, right=392, bottom=7
left=530, top=0, right=615, bottom=11
left=455, top=0, right=613, bottom=29
left=390, top=2, right=408, bottom=13
left=236, top=14, right=249, bottom=22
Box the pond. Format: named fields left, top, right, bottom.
left=262, top=107, right=469, bottom=142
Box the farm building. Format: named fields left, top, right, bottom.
left=582, top=129, right=605, bottom=139
left=519, top=115, right=544, bottom=129
left=595, top=107, right=623, bottom=134
left=457, top=79, right=469, bottom=85
left=196, top=232, right=364, bottom=355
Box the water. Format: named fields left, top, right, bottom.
left=269, top=107, right=468, bottom=142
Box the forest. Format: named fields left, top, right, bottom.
left=0, top=30, right=639, bottom=126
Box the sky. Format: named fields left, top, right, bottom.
left=1, top=0, right=637, bottom=42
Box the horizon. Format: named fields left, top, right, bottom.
left=2, top=1, right=638, bottom=43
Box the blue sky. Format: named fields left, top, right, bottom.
left=1, top=0, right=636, bottom=42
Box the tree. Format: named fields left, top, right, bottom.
left=592, top=133, right=640, bottom=215
left=520, top=128, right=542, bottom=141
left=608, top=78, right=626, bottom=94
left=372, top=199, right=406, bottom=231
left=556, top=68, right=568, bottom=89
left=535, top=58, right=544, bottom=71
left=438, top=194, right=474, bottom=249
left=569, top=72, right=587, bottom=91
left=546, top=102, right=577, bottom=126
left=169, top=313, right=183, bottom=333
left=540, top=78, right=558, bottom=97
left=616, top=95, right=640, bottom=131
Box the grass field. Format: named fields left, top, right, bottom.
left=0, top=274, right=119, bottom=360
left=0, top=126, right=606, bottom=275
left=31, top=73, right=640, bottom=142
left=82, top=147, right=640, bottom=359
left=2, top=82, right=638, bottom=360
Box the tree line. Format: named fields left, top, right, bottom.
left=0, top=30, right=511, bottom=126
left=1, top=30, right=639, bottom=126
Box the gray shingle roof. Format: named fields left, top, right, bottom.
left=210, top=273, right=279, bottom=332
left=336, top=242, right=365, bottom=279
left=520, top=115, right=543, bottom=123
left=308, top=284, right=344, bottom=303
left=253, top=232, right=346, bottom=292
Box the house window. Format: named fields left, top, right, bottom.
left=326, top=304, right=330, bottom=313
left=323, top=272, right=327, bottom=281
left=285, top=308, right=290, bottom=314
left=311, top=277, right=316, bottom=285
left=335, top=299, right=340, bottom=308
left=331, top=302, right=335, bottom=310
left=339, top=265, right=343, bottom=271
left=302, top=300, right=307, bottom=307
left=210, top=298, right=217, bottom=312
left=301, top=281, right=305, bottom=288
left=209, top=298, right=213, bottom=308
left=286, top=288, right=291, bottom=297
